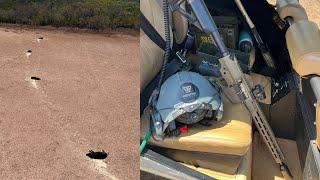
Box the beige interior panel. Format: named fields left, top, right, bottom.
left=141, top=97, right=252, bottom=156
left=252, top=133, right=302, bottom=180
left=140, top=0, right=188, bottom=90
left=183, top=145, right=252, bottom=180
left=155, top=148, right=243, bottom=175
left=286, top=20, right=320, bottom=77
left=276, top=0, right=308, bottom=22
left=249, top=73, right=272, bottom=104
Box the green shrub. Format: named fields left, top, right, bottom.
left=0, top=0, right=139, bottom=29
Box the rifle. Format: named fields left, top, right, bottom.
left=173, top=0, right=292, bottom=178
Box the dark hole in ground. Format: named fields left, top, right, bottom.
left=27, top=50, right=32, bottom=53
left=38, top=37, right=43, bottom=40
left=31, top=76, right=41, bottom=80
left=86, top=150, right=108, bottom=159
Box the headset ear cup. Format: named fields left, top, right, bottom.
left=205, top=108, right=214, bottom=119
left=151, top=111, right=164, bottom=139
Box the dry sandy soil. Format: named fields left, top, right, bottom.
left=0, top=26, right=139, bottom=179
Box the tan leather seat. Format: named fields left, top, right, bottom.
left=286, top=20, right=320, bottom=76
left=183, top=146, right=252, bottom=180
left=140, top=0, right=188, bottom=91
left=276, top=0, right=308, bottom=22
left=140, top=97, right=252, bottom=156
left=140, top=30, right=164, bottom=91
left=153, top=147, right=243, bottom=175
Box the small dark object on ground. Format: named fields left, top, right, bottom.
left=31, top=77, right=41, bottom=80
left=38, top=37, right=43, bottom=40
left=27, top=50, right=32, bottom=53
left=86, top=150, right=108, bottom=159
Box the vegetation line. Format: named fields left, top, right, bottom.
left=0, top=0, right=139, bottom=29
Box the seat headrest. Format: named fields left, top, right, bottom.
left=276, top=0, right=308, bottom=22
left=286, top=20, right=320, bottom=76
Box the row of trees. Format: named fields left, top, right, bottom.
left=0, top=0, right=139, bottom=29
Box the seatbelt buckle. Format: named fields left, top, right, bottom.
left=175, top=31, right=194, bottom=64
left=176, top=51, right=187, bottom=63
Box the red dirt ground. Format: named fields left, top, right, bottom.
left=0, top=26, right=139, bottom=179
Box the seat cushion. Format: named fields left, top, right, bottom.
left=286, top=20, right=320, bottom=76
left=183, top=145, right=252, bottom=180
left=152, top=147, right=243, bottom=175
left=140, top=97, right=252, bottom=156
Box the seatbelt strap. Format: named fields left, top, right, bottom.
left=140, top=12, right=166, bottom=50
left=140, top=59, right=183, bottom=115
left=140, top=12, right=195, bottom=54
